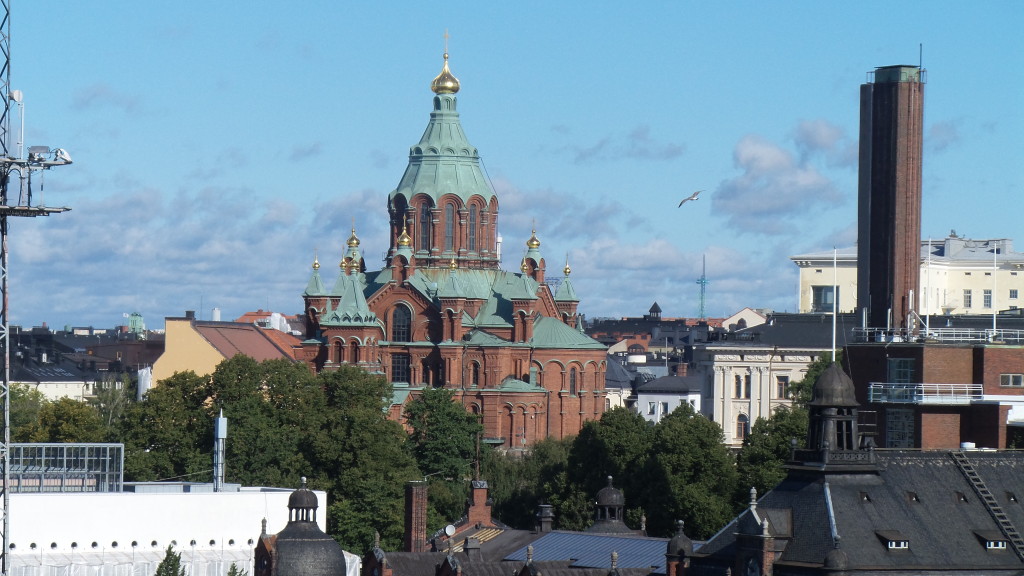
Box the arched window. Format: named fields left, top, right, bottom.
left=349, top=341, right=359, bottom=364
left=468, top=205, right=478, bottom=252
left=736, top=414, right=750, bottom=441
left=569, top=367, right=577, bottom=395
left=333, top=340, right=343, bottom=363
left=392, top=306, right=411, bottom=342
left=471, top=361, right=480, bottom=386
left=444, top=204, right=455, bottom=252
left=419, top=204, right=431, bottom=251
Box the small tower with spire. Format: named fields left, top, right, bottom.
left=554, top=254, right=580, bottom=326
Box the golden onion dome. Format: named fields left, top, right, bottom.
left=520, top=257, right=530, bottom=273
left=563, top=256, right=571, bottom=276
left=347, top=227, right=360, bottom=248
left=526, top=229, right=541, bottom=249
left=313, top=257, right=320, bottom=271
left=431, top=53, right=460, bottom=95
left=449, top=257, right=458, bottom=269
left=398, top=225, right=412, bottom=247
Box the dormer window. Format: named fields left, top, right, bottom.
left=956, top=491, right=969, bottom=503
left=906, top=491, right=920, bottom=503
left=974, top=531, right=1008, bottom=551
left=876, top=531, right=909, bottom=551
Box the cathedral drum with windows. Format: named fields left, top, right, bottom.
left=299, top=51, right=607, bottom=448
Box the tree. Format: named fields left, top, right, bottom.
left=154, top=545, right=185, bottom=576
left=116, top=359, right=422, bottom=552
left=567, top=407, right=653, bottom=505
left=10, top=384, right=45, bottom=442
left=227, top=563, right=248, bottom=576
left=23, top=397, right=106, bottom=443
left=789, top=351, right=842, bottom=406
left=118, top=370, right=212, bottom=482
left=735, top=405, right=807, bottom=502
left=483, top=436, right=580, bottom=530
left=90, top=373, right=135, bottom=434
left=639, top=403, right=738, bottom=539
left=404, top=387, right=482, bottom=481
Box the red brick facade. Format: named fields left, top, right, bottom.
left=300, top=56, right=607, bottom=448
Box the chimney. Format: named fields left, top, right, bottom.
left=404, top=481, right=429, bottom=552
left=463, top=538, right=480, bottom=561
left=467, top=480, right=492, bottom=527
left=536, top=504, right=555, bottom=533
left=185, top=310, right=196, bottom=320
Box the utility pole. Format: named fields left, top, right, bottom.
left=0, top=3, right=73, bottom=573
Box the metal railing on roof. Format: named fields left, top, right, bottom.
left=854, top=327, right=1024, bottom=344
left=868, top=383, right=983, bottom=405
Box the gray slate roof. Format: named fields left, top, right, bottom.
left=696, top=450, right=1024, bottom=572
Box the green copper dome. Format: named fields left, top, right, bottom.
left=390, top=53, right=496, bottom=208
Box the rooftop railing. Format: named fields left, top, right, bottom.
left=868, top=382, right=983, bottom=405
left=854, top=327, right=1024, bottom=344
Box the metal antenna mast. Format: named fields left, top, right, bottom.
left=696, top=254, right=709, bottom=320
left=0, top=3, right=73, bottom=573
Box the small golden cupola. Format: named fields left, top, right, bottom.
left=347, top=227, right=361, bottom=248
left=431, top=52, right=460, bottom=95
left=397, top=225, right=412, bottom=247
left=527, top=230, right=541, bottom=249
left=563, top=255, right=571, bottom=276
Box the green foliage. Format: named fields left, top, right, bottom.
left=639, top=403, right=738, bottom=539
left=226, top=564, right=248, bottom=576
left=90, top=374, right=135, bottom=436
left=735, top=405, right=808, bottom=502
left=567, top=407, right=653, bottom=499
left=404, top=386, right=485, bottom=528
left=10, top=384, right=45, bottom=441
left=789, top=351, right=842, bottom=406
left=23, top=397, right=106, bottom=443
left=118, top=370, right=212, bottom=481
left=118, top=359, right=420, bottom=553
left=154, top=546, right=185, bottom=576
left=404, top=387, right=482, bottom=481
left=482, top=436, right=574, bottom=529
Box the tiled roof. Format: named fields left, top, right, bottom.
left=194, top=322, right=301, bottom=363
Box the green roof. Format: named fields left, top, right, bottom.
left=303, top=268, right=326, bottom=297
left=389, top=88, right=496, bottom=207
left=530, top=316, right=606, bottom=349
left=498, top=377, right=546, bottom=392
left=553, top=275, right=579, bottom=302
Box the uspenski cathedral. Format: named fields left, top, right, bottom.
left=298, top=52, right=607, bottom=448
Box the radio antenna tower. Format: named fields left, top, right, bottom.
left=0, top=3, right=73, bottom=573
left=696, top=254, right=709, bottom=320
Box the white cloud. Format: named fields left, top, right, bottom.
left=712, top=134, right=844, bottom=235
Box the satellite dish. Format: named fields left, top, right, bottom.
left=444, top=525, right=456, bottom=537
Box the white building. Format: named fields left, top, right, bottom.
left=635, top=375, right=702, bottom=424
left=9, top=484, right=324, bottom=576
left=791, top=233, right=1024, bottom=317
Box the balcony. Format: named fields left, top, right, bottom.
left=868, top=382, right=983, bottom=405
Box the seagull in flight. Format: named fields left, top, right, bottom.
left=678, top=190, right=703, bottom=207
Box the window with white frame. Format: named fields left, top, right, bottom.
left=648, top=402, right=657, bottom=415
left=984, top=289, right=993, bottom=309
left=1010, top=289, right=1019, bottom=300
left=661, top=402, right=669, bottom=415
left=964, top=289, right=973, bottom=308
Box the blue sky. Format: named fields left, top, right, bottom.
left=8, top=1, right=1022, bottom=329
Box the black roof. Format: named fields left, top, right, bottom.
left=695, top=450, right=1024, bottom=572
